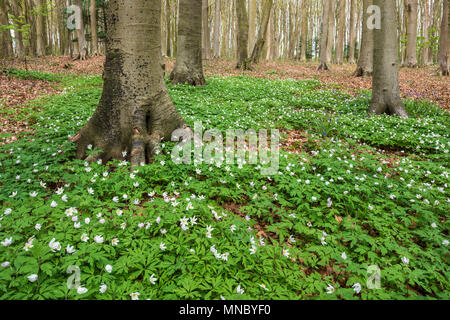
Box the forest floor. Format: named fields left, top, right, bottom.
left=0, top=60, right=449, bottom=300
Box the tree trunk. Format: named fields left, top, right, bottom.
left=8, top=0, right=25, bottom=57
left=354, top=0, right=373, bottom=76
left=404, top=0, right=418, bottom=67
left=213, top=0, right=221, bottom=57
left=202, top=0, right=211, bottom=59
left=32, top=0, right=45, bottom=56
left=318, top=0, right=330, bottom=70
left=236, top=0, right=250, bottom=69
left=335, top=0, right=346, bottom=64
left=72, top=0, right=87, bottom=60
left=90, top=0, right=99, bottom=56
left=170, top=0, right=206, bottom=85
left=250, top=0, right=273, bottom=64
left=166, top=0, right=171, bottom=56
left=0, top=0, right=14, bottom=57
left=71, top=0, right=187, bottom=167
left=300, top=0, right=308, bottom=61
left=439, top=0, right=449, bottom=76
left=422, top=0, right=432, bottom=65
left=326, top=0, right=335, bottom=64
left=370, top=0, right=408, bottom=118
left=348, top=0, right=357, bottom=63
left=248, top=0, right=256, bottom=54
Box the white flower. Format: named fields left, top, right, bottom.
left=116, top=209, right=123, bottom=216
left=111, top=238, right=119, bottom=246
left=249, top=245, right=257, bottom=254
left=341, top=252, right=347, bottom=260
left=112, top=196, right=119, bottom=203
left=105, top=264, right=113, bottom=273
left=81, top=233, right=89, bottom=242
left=401, top=256, right=409, bottom=265
left=149, top=274, right=157, bottom=285
left=99, top=284, right=107, bottom=293
left=77, top=286, right=88, bottom=295
left=87, top=187, right=94, bottom=195
left=186, top=202, right=194, bottom=210
left=94, top=235, right=104, bottom=244
left=236, top=285, right=244, bottom=295
left=160, top=242, right=166, bottom=250
left=1, top=261, right=10, bottom=267
left=352, top=283, right=361, bottom=294
left=442, top=240, right=449, bottom=246
left=66, top=245, right=76, bottom=254
left=4, top=208, right=12, bottom=215
left=130, top=292, right=140, bottom=300
left=27, top=274, right=38, bottom=282
left=230, top=225, right=236, bottom=232
left=85, top=218, right=90, bottom=225
left=30, top=191, right=38, bottom=198
left=431, top=222, right=437, bottom=228
left=50, top=201, right=58, bottom=208
left=326, top=284, right=335, bottom=294
left=282, top=248, right=290, bottom=257
left=35, top=224, right=41, bottom=231
left=259, top=283, right=269, bottom=291
left=49, top=238, right=61, bottom=252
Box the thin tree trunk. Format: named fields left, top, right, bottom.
left=248, top=0, right=256, bottom=54
left=354, top=0, right=373, bottom=76
left=213, top=0, right=221, bottom=57
left=318, top=0, right=330, bottom=70
left=404, top=0, right=418, bottom=67
left=348, top=0, right=357, bottom=63
left=300, top=0, right=308, bottom=61
left=170, top=0, right=206, bottom=85
left=250, top=0, right=273, bottom=64
left=439, top=0, right=449, bottom=75
left=370, top=0, right=408, bottom=118
left=236, top=0, right=250, bottom=69
left=335, top=0, right=346, bottom=64
left=90, top=0, right=99, bottom=56
left=326, top=0, right=335, bottom=63
left=73, top=0, right=87, bottom=60
left=8, top=0, right=25, bottom=57
left=166, top=0, right=171, bottom=56
left=202, top=0, right=211, bottom=59
left=71, top=0, right=187, bottom=167
left=32, top=0, right=45, bottom=56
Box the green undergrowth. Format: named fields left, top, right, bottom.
left=0, top=72, right=449, bottom=300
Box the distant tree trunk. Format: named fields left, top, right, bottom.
left=0, top=0, right=13, bottom=57
left=236, top=0, right=250, bottom=69
left=32, top=0, right=45, bottom=56
left=248, top=0, right=256, bottom=54
left=438, top=0, right=449, bottom=76
left=370, top=0, right=408, bottom=118
left=300, top=0, right=308, bottom=61
left=90, top=0, right=99, bottom=56
left=166, top=0, right=171, bottom=56
left=249, top=0, right=273, bottom=64
left=335, top=0, right=346, bottom=64
left=422, top=0, right=432, bottom=65
left=202, top=0, right=211, bottom=59
left=213, top=0, right=221, bottom=57
left=73, top=0, right=87, bottom=60
left=170, top=0, right=206, bottom=85
left=71, top=0, right=187, bottom=167
left=348, top=0, right=357, bottom=63
left=404, top=0, right=418, bottom=67
left=354, top=0, right=373, bottom=76
left=318, top=0, right=330, bottom=70
left=326, top=0, right=335, bottom=63
left=8, top=0, right=25, bottom=57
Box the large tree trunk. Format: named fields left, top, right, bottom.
left=318, top=0, right=330, bottom=70
left=170, top=0, right=206, bottom=85
left=90, top=0, right=99, bottom=56
left=8, top=0, right=25, bottom=57
left=213, top=0, right=221, bottom=57
left=439, top=0, right=449, bottom=76
left=236, top=0, right=250, bottom=70
left=335, top=0, right=346, bottom=64
left=354, top=0, right=373, bottom=76
left=300, top=0, right=308, bottom=61
left=73, top=0, right=87, bottom=60
left=326, top=0, right=335, bottom=64
left=404, top=0, right=418, bottom=67
left=71, top=0, right=187, bottom=167
left=248, top=0, right=256, bottom=54
left=370, top=0, right=408, bottom=119
left=249, top=0, right=273, bottom=64
left=348, top=0, right=357, bottom=63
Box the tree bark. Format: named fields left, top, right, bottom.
left=348, top=0, right=357, bottom=63
left=170, top=0, right=206, bottom=85
left=404, top=0, right=418, bottom=67
left=248, top=0, right=256, bottom=54
left=318, top=0, right=330, bottom=70
left=335, top=0, right=346, bottom=64
left=202, top=0, right=211, bottom=59
left=439, top=0, right=449, bottom=76
left=326, top=0, right=335, bottom=64
left=32, top=0, right=45, bottom=56
left=249, top=0, right=273, bottom=64
left=8, top=0, right=25, bottom=57
left=236, top=0, right=250, bottom=69
left=370, top=0, right=408, bottom=119
left=354, top=0, right=373, bottom=76
left=71, top=0, right=187, bottom=167
left=0, top=0, right=14, bottom=57
left=166, top=0, right=171, bottom=57
left=90, top=0, right=99, bottom=56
